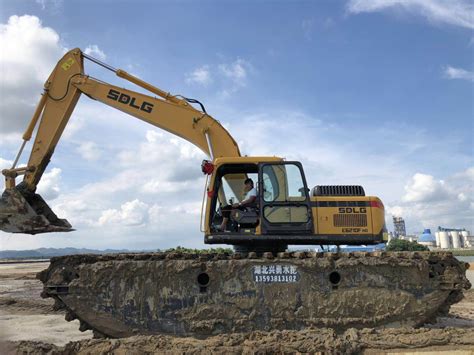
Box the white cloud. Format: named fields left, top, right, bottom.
left=185, top=65, right=212, bottom=86
left=141, top=180, right=189, bottom=194
left=51, top=198, right=96, bottom=228
left=402, top=173, right=449, bottom=203
left=14, top=127, right=209, bottom=249
left=387, top=167, right=474, bottom=232
left=458, top=192, right=467, bottom=201
left=444, top=66, right=474, bottom=82
left=118, top=130, right=204, bottom=170
left=84, top=45, right=106, bottom=61
left=183, top=58, right=253, bottom=97
left=219, top=59, right=250, bottom=86
left=36, top=0, right=47, bottom=9
left=386, top=205, right=404, bottom=218
left=145, top=130, right=164, bottom=143
left=217, top=58, right=253, bottom=97
left=99, top=199, right=149, bottom=226
left=37, top=167, right=62, bottom=200
left=36, top=0, right=63, bottom=12
left=76, top=141, right=101, bottom=161
left=0, top=15, right=65, bottom=135
left=0, top=158, right=13, bottom=170
left=147, top=201, right=201, bottom=225
left=347, top=0, right=474, bottom=29
left=457, top=167, right=474, bottom=180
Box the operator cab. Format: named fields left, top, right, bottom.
left=209, top=163, right=260, bottom=233
left=205, top=158, right=314, bottom=247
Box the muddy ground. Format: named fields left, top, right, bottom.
left=0, top=261, right=93, bottom=348
left=0, top=261, right=473, bottom=354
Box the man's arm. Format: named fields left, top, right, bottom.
left=239, top=191, right=257, bottom=207
left=240, top=196, right=255, bottom=207
left=231, top=192, right=256, bottom=208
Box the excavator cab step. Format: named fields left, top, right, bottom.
left=0, top=184, right=72, bottom=234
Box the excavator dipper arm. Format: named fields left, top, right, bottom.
left=0, top=48, right=240, bottom=234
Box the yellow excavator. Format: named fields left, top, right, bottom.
left=0, top=49, right=469, bottom=337
left=1, top=48, right=387, bottom=252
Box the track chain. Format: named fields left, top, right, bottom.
left=37, top=251, right=471, bottom=338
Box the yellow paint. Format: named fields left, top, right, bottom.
left=61, top=57, right=75, bottom=71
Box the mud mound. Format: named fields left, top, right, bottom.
left=10, top=327, right=474, bottom=354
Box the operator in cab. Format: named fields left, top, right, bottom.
left=219, top=178, right=257, bottom=231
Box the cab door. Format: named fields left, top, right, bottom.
left=258, top=162, right=313, bottom=235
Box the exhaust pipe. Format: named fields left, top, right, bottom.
left=0, top=183, right=72, bottom=234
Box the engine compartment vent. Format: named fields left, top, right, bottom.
left=334, top=214, right=368, bottom=227
left=312, top=185, right=365, bottom=197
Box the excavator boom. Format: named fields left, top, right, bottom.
left=0, top=48, right=239, bottom=234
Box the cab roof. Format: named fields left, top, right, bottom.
left=214, top=156, right=284, bottom=165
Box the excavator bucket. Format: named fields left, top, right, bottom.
left=0, top=185, right=72, bottom=234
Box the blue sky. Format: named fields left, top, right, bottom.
left=0, top=0, right=472, bottom=250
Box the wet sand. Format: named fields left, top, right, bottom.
left=0, top=261, right=93, bottom=350
left=0, top=261, right=473, bottom=354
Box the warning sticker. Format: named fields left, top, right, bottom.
left=61, top=58, right=75, bottom=71
left=252, top=265, right=300, bottom=283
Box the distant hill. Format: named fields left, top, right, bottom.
left=0, top=247, right=139, bottom=260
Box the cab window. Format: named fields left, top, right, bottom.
left=262, top=164, right=306, bottom=202
left=261, top=163, right=309, bottom=224
left=220, top=173, right=258, bottom=204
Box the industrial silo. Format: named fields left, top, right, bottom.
left=435, top=232, right=440, bottom=247
left=439, top=231, right=450, bottom=249
left=461, top=231, right=469, bottom=247
left=450, top=231, right=461, bottom=249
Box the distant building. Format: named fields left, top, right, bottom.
left=393, top=216, right=406, bottom=238
left=437, top=226, right=472, bottom=249
left=418, top=229, right=436, bottom=249
left=437, top=226, right=468, bottom=233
